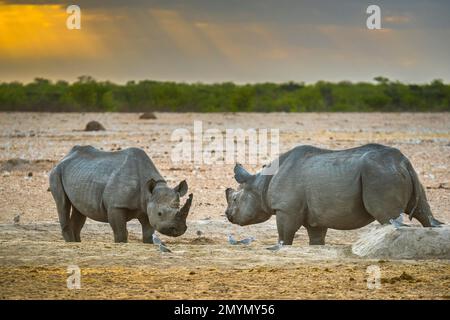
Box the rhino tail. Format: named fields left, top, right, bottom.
left=405, top=160, right=422, bottom=220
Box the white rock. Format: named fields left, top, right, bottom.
left=352, top=225, right=450, bottom=260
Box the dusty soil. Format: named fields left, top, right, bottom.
left=0, top=112, right=449, bottom=299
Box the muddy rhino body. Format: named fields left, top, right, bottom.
left=225, top=144, right=443, bottom=245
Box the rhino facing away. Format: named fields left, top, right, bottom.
left=225, top=144, right=443, bottom=245
left=49, top=146, right=193, bottom=243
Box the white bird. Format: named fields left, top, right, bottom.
left=152, top=233, right=166, bottom=246
left=266, top=240, right=284, bottom=251
left=227, top=234, right=238, bottom=245
left=158, top=244, right=172, bottom=253
left=237, top=237, right=255, bottom=245
left=389, top=214, right=409, bottom=229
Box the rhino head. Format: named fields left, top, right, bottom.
left=146, top=179, right=193, bottom=237
left=225, top=164, right=272, bottom=226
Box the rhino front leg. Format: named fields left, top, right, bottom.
left=108, top=209, right=128, bottom=243
left=138, top=214, right=154, bottom=244
left=305, top=225, right=327, bottom=245
left=276, top=210, right=302, bottom=245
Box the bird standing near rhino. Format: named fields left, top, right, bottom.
left=225, top=143, right=443, bottom=245
left=49, top=145, right=193, bottom=243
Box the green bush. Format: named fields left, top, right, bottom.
left=0, top=76, right=448, bottom=112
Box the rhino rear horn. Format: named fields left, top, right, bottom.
left=234, top=164, right=252, bottom=183
left=178, top=193, right=193, bottom=219
left=146, top=179, right=158, bottom=193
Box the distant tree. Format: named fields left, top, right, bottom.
left=0, top=76, right=448, bottom=112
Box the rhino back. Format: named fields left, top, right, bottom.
left=268, top=144, right=396, bottom=229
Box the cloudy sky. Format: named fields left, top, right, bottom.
left=1, top=0, right=449, bottom=83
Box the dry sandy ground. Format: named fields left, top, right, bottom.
left=0, top=112, right=449, bottom=299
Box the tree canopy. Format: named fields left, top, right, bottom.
left=0, top=77, right=448, bottom=112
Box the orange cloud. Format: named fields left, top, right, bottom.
left=0, top=3, right=106, bottom=60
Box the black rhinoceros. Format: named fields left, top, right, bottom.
left=49, top=145, right=193, bottom=243
left=225, top=144, right=443, bottom=245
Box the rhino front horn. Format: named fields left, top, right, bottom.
left=178, top=193, right=193, bottom=218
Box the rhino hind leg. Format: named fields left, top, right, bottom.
left=411, top=199, right=444, bottom=227
left=361, top=166, right=410, bottom=225
left=70, top=207, right=87, bottom=242
left=49, top=169, right=75, bottom=242
left=363, top=194, right=405, bottom=226
left=305, top=226, right=327, bottom=245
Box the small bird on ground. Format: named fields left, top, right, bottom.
left=228, top=234, right=256, bottom=245
left=13, top=213, right=22, bottom=224
left=266, top=240, right=284, bottom=251
left=237, top=237, right=255, bottom=245
left=158, top=244, right=172, bottom=253
left=196, top=230, right=203, bottom=237
left=152, top=233, right=166, bottom=246
left=389, top=214, right=409, bottom=229
left=227, top=234, right=238, bottom=245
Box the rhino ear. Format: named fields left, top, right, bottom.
left=234, top=164, right=252, bottom=184
left=174, top=180, right=188, bottom=197
left=146, top=179, right=158, bottom=194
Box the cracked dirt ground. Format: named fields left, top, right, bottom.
left=0, top=112, right=449, bottom=299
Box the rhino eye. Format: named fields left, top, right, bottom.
left=158, top=212, right=162, bottom=216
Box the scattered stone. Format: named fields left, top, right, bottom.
left=84, top=121, right=105, bottom=131
left=139, top=112, right=157, bottom=120
left=438, top=182, right=450, bottom=189
left=1, top=158, right=30, bottom=171
left=382, top=271, right=417, bottom=284
left=13, top=213, right=22, bottom=224
left=352, top=225, right=450, bottom=259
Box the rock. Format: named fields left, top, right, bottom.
left=139, top=112, right=157, bottom=120
left=382, top=271, right=416, bottom=284
left=438, top=182, right=450, bottom=189
left=84, top=121, right=105, bottom=131
left=1, top=158, right=30, bottom=171
left=352, top=225, right=450, bottom=260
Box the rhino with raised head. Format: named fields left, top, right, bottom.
left=225, top=143, right=443, bottom=245
left=49, top=145, right=193, bottom=243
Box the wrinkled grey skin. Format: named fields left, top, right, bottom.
left=49, top=145, right=193, bottom=243
left=225, top=144, right=443, bottom=245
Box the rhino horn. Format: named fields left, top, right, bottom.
left=178, top=193, right=193, bottom=219
left=234, top=163, right=252, bottom=183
